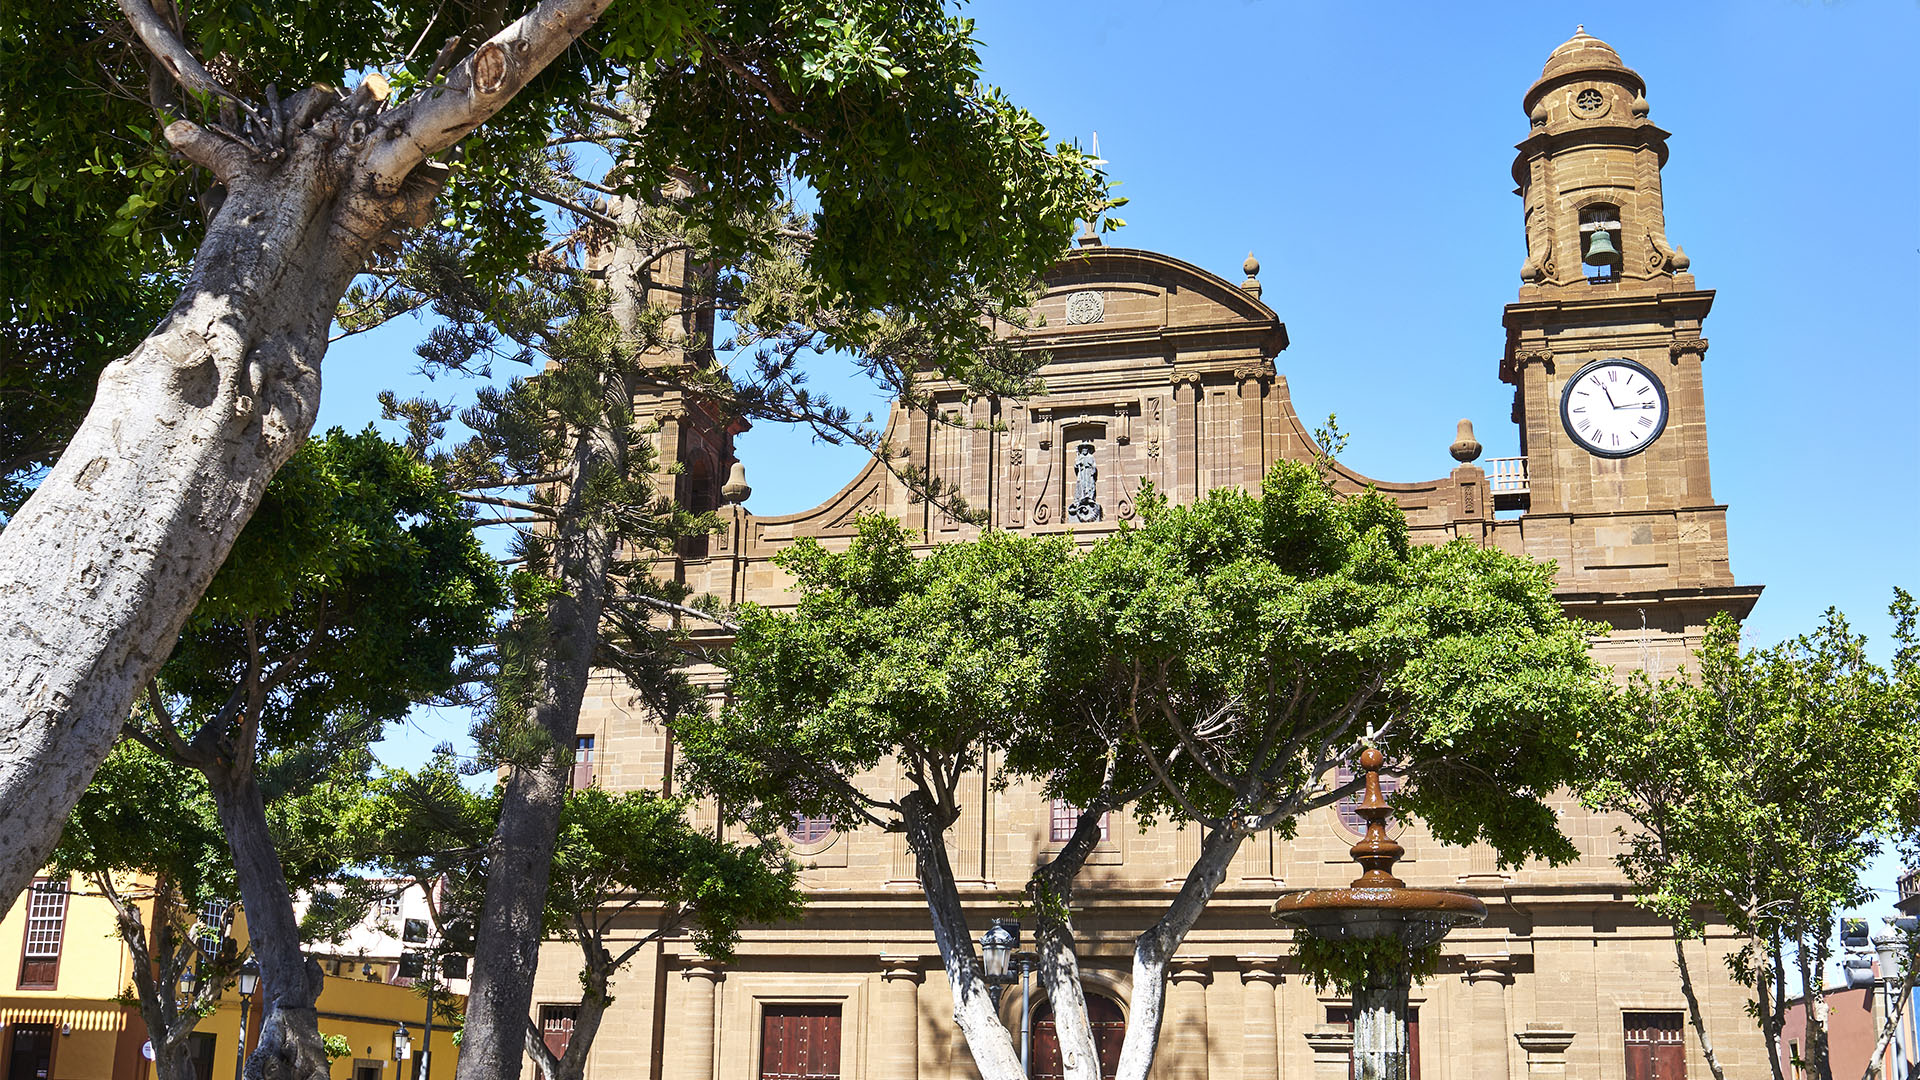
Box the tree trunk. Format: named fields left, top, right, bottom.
left=206, top=764, right=330, bottom=1080
left=1801, top=929, right=1836, bottom=1080
left=0, top=163, right=364, bottom=906
left=1860, top=958, right=1917, bottom=1080
left=1030, top=808, right=1106, bottom=1080
left=97, top=874, right=201, bottom=1080
left=902, top=790, right=1024, bottom=1080
left=1753, top=930, right=1788, bottom=1080
left=455, top=415, right=620, bottom=1080
left=554, top=956, right=611, bottom=1080
left=1671, top=926, right=1729, bottom=1080
left=0, top=0, right=617, bottom=912
left=1112, top=825, right=1246, bottom=1080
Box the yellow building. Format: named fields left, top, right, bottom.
left=0, top=872, right=460, bottom=1080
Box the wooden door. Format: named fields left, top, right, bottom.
left=540, top=1005, right=579, bottom=1062
left=759, top=1004, right=841, bottom=1080
left=1032, top=994, right=1126, bottom=1080
left=1624, top=1012, right=1686, bottom=1080
left=5, top=1025, right=54, bottom=1080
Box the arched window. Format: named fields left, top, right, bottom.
left=787, top=813, right=833, bottom=846
left=1579, top=204, right=1623, bottom=283
left=1333, top=765, right=1400, bottom=836
left=1032, top=993, right=1126, bottom=1080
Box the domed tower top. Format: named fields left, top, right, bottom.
left=1512, top=27, right=1688, bottom=293
left=1522, top=26, right=1649, bottom=128
left=1540, top=26, right=1631, bottom=80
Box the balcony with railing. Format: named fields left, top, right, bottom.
left=1485, top=456, right=1530, bottom=512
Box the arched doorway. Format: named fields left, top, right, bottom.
left=1031, top=993, right=1125, bottom=1080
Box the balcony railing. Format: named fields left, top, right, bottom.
left=1485, top=456, right=1530, bottom=512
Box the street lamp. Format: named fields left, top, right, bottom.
left=981, top=920, right=1016, bottom=986
left=233, top=957, right=259, bottom=1080
left=177, top=966, right=198, bottom=997
left=978, top=920, right=1037, bottom=1076
left=393, top=1023, right=413, bottom=1062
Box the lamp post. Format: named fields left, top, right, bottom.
left=233, top=957, right=259, bottom=1080
left=979, top=919, right=1037, bottom=1077
left=393, top=1023, right=413, bottom=1065
left=1013, top=949, right=1038, bottom=1076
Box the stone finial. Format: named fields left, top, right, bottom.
left=1450, top=418, right=1483, bottom=463
left=1240, top=252, right=1263, bottom=298
left=721, top=460, right=752, bottom=504
left=1631, top=90, right=1651, bottom=118
left=1077, top=219, right=1103, bottom=248
left=1670, top=245, right=1690, bottom=272
left=1530, top=100, right=1549, bottom=127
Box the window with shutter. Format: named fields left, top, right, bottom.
left=540, top=1004, right=580, bottom=1062
left=571, top=735, right=595, bottom=790
left=759, top=1004, right=842, bottom=1080
left=16, top=879, right=68, bottom=989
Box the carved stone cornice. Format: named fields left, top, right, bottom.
left=879, top=955, right=926, bottom=984
left=1168, top=956, right=1213, bottom=984
left=1233, top=360, right=1276, bottom=384
left=1237, top=955, right=1283, bottom=985
left=1514, top=1026, right=1577, bottom=1055
left=1668, top=337, right=1709, bottom=359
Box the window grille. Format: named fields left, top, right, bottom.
left=1049, top=800, right=1110, bottom=844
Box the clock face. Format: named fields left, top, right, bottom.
left=1560, top=359, right=1669, bottom=457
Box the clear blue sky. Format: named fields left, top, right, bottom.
left=320, top=2, right=1919, bottom=915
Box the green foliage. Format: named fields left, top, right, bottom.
left=677, top=516, right=1073, bottom=835
left=686, top=460, right=1607, bottom=868
left=1291, top=933, right=1442, bottom=995
left=51, top=741, right=232, bottom=910
left=1038, top=460, right=1604, bottom=866
left=549, top=787, right=803, bottom=962
left=322, top=1034, right=352, bottom=1061
left=1579, top=597, right=1920, bottom=974
left=162, top=426, right=504, bottom=743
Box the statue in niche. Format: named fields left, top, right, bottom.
left=1068, top=441, right=1102, bottom=523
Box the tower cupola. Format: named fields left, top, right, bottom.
left=1514, top=27, right=1690, bottom=291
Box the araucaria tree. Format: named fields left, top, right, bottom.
left=678, top=462, right=1611, bottom=1080
left=0, top=0, right=1106, bottom=922
left=1579, top=595, right=1920, bottom=1080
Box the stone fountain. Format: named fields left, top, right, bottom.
left=1272, top=747, right=1487, bottom=1080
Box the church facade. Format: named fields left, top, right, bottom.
left=532, top=30, right=1769, bottom=1080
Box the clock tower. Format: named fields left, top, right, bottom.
left=1499, top=28, right=1759, bottom=667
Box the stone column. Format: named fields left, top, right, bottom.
left=876, top=956, right=924, bottom=1080
left=1465, top=958, right=1514, bottom=1080
left=677, top=964, right=723, bottom=1080
left=1304, top=1026, right=1353, bottom=1080
left=1237, top=957, right=1281, bottom=1079
left=1163, top=957, right=1212, bottom=1079
left=1234, top=363, right=1269, bottom=490
left=1514, top=1026, right=1576, bottom=1078
left=1172, top=373, right=1201, bottom=501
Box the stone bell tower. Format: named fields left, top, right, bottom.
left=1499, top=28, right=1759, bottom=667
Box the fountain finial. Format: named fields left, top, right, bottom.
left=1348, top=746, right=1407, bottom=889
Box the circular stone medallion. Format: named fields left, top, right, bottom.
left=1065, top=290, right=1106, bottom=325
